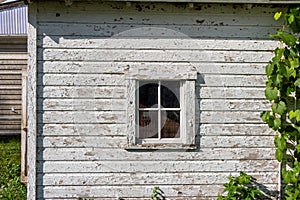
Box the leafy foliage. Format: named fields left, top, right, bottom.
left=217, top=172, right=263, bottom=200
left=261, top=6, right=300, bottom=199
left=0, top=136, right=27, bottom=199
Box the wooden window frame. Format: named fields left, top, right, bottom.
left=126, top=65, right=197, bottom=148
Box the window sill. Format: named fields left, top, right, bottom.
left=124, top=143, right=197, bottom=151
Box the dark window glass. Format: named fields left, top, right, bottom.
left=161, top=81, right=180, bottom=108
left=139, top=111, right=158, bottom=139
left=161, top=111, right=180, bottom=138
left=139, top=82, right=158, bottom=108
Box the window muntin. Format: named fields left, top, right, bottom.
left=137, top=81, right=182, bottom=143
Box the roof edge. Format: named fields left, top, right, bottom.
left=25, top=0, right=300, bottom=4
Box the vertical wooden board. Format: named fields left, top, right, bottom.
left=27, top=2, right=37, bottom=199
left=21, top=66, right=27, bottom=183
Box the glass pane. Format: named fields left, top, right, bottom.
left=161, top=81, right=180, bottom=108
left=139, top=82, right=158, bottom=109
left=161, top=111, right=180, bottom=138
left=138, top=110, right=159, bottom=139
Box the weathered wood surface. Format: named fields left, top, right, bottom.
left=27, top=2, right=38, bottom=200
left=39, top=160, right=278, bottom=173
left=39, top=49, right=273, bottom=63
left=40, top=36, right=279, bottom=51
left=39, top=147, right=275, bottom=161
left=40, top=61, right=266, bottom=75
left=38, top=135, right=274, bottom=148
left=38, top=172, right=277, bottom=186
left=0, top=43, right=27, bottom=136
left=34, top=1, right=281, bottom=199
left=39, top=184, right=277, bottom=199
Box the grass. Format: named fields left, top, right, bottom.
left=0, top=136, right=27, bottom=199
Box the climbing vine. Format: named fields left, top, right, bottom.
left=260, top=6, right=300, bottom=199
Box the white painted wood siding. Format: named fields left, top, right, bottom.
left=34, top=1, right=282, bottom=199
left=0, top=36, right=27, bottom=136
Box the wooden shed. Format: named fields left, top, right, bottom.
left=0, top=0, right=27, bottom=136
left=26, top=0, right=300, bottom=199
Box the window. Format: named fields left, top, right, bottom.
left=126, top=65, right=197, bottom=148
left=138, top=81, right=181, bottom=143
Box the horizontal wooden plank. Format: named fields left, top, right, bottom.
left=200, top=136, right=274, bottom=148
left=0, top=120, right=21, bottom=125
left=38, top=74, right=265, bottom=87
left=37, top=1, right=283, bottom=16
left=0, top=70, right=22, bottom=75
left=200, top=111, right=263, bottom=124
left=0, top=74, right=21, bottom=80
left=39, top=123, right=274, bottom=137
left=39, top=147, right=275, bottom=161
left=0, top=53, right=27, bottom=60
left=39, top=136, right=127, bottom=148
left=38, top=171, right=278, bottom=186
left=40, top=36, right=278, bottom=51
left=0, top=109, right=21, bottom=115
left=38, top=160, right=279, bottom=173
left=0, top=80, right=22, bottom=85
left=39, top=184, right=278, bottom=199
left=39, top=99, right=268, bottom=112
left=38, top=135, right=273, bottom=148
left=0, top=115, right=21, bottom=120
left=200, top=99, right=269, bottom=111
left=39, top=124, right=126, bottom=136
left=39, top=61, right=127, bottom=74
left=198, top=74, right=265, bottom=87
left=200, top=124, right=275, bottom=136
left=0, top=130, right=20, bottom=135
left=40, top=86, right=125, bottom=99
left=39, top=74, right=124, bottom=86
left=38, top=9, right=279, bottom=26
left=199, top=87, right=265, bottom=99
left=0, top=94, right=21, bottom=100
left=39, top=61, right=267, bottom=75
left=0, top=124, right=21, bottom=130
left=0, top=100, right=21, bottom=105
left=0, top=60, right=27, bottom=65
left=38, top=23, right=277, bottom=39
left=0, top=89, right=22, bottom=95
left=39, top=99, right=126, bottom=111
left=39, top=48, right=273, bottom=63
left=0, top=85, right=22, bottom=90
left=39, top=111, right=126, bottom=124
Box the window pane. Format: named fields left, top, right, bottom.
left=161, top=111, right=180, bottom=138
left=161, top=81, right=180, bottom=108
left=139, top=110, right=158, bottom=139
left=139, top=82, right=158, bottom=108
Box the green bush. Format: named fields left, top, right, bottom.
left=217, top=172, right=263, bottom=200
left=0, top=136, right=27, bottom=199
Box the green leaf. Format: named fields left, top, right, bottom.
left=274, top=135, right=286, bottom=150
left=265, top=87, right=278, bottom=101
left=274, top=73, right=283, bottom=85
left=282, top=33, right=297, bottom=46
left=274, top=12, right=282, bottom=20
left=289, top=110, right=300, bottom=122
left=275, top=149, right=284, bottom=161
left=272, top=101, right=287, bottom=115
left=266, top=63, right=274, bottom=76
left=295, top=78, right=300, bottom=88
left=288, top=14, right=295, bottom=24
left=273, top=118, right=282, bottom=130
left=260, top=111, right=270, bottom=122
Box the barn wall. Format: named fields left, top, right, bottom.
left=35, top=1, right=282, bottom=199
left=0, top=36, right=27, bottom=136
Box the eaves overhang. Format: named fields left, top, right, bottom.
left=24, top=0, right=300, bottom=4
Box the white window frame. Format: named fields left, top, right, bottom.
left=136, top=80, right=183, bottom=144
left=126, top=65, right=197, bottom=148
